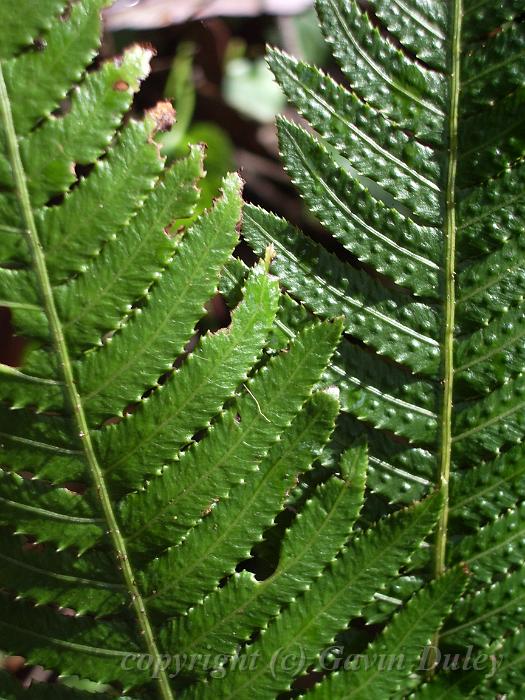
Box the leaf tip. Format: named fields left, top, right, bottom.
left=147, top=100, right=176, bottom=133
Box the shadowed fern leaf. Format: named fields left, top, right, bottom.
left=0, top=1, right=471, bottom=698
left=237, top=0, right=525, bottom=695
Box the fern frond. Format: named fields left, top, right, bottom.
left=413, top=668, right=485, bottom=700
left=184, top=492, right=443, bottom=699
left=128, top=388, right=339, bottom=565
left=2, top=0, right=109, bottom=136
left=119, top=319, right=341, bottom=546
left=56, top=144, right=204, bottom=350
left=243, top=206, right=440, bottom=375
left=307, top=568, right=466, bottom=699
left=0, top=469, right=103, bottom=552
left=475, top=626, right=525, bottom=699
left=163, top=441, right=368, bottom=668
left=97, top=263, right=280, bottom=492
left=0, top=3, right=402, bottom=697
left=241, top=0, right=525, bottom=694
left=442, top=564, right=525, bottom=648
left=449, top=443, right=525, bottom=525
left=449, top=502, right=525, bottom=583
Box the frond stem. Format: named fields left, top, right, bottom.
left=0, top=63, right=174, bottom=700
left=432, top=0, right=462, bottom=663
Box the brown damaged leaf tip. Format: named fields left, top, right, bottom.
left=264, top=243, right=276, bottom=272
left=148, top=101, right=176, bottom=132
left=113, top=80, right=129, bottom=91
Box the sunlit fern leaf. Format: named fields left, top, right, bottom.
left=182, top=492, right=444, bottom=699
left=306, top=567, right=466, bottom=700
left=239, top=0, right=525, bottom=695
left=0, top=0, right=345, bottom=696
left=0, top=1, right=472, bottom=697
left=161, top=439, right=366, bottom=672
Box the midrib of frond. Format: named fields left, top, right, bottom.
left=0, top=64, right=174, bottom=700
left=434, top=0, right=462, bottom=590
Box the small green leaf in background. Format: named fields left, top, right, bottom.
left=163, top=41, right=196, bottom=147
left=160, top=41, right=234, bottom=222
left=223, top=52, right=286, bottom=123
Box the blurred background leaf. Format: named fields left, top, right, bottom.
left=223, top=53, right=286, bottom=122
left=105, top=0, right=313, bottom=29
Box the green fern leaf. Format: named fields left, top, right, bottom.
left=240, top=0, right=525, bottom=694
left=307, top=568, right=466, bottom=699
left=0, top=2, right=369, bottom=697
left=0, top=1, right=475, bottom=697
left=475, top=627, right=525, bottom=699
left=184, top=492, right=442, bottom=699
left=413, top=668, right=486, bottom=700
left=163, top=440, right=367, bottom=669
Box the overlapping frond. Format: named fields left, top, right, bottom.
left=0, top=2, right=459, bottom=697
left=239, top=0, right=525, bottom=694
left=183, top=493, right=446, bottom=699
